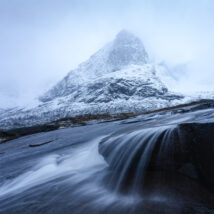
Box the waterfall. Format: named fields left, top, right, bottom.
left=99, top=122, right=214, bottom=195
left=1, top=110, right=214, bottom=213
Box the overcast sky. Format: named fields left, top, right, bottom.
left=0, top=0, right=214, bottom=108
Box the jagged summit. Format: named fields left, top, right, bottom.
left=107, top=30, right=148, bottom=68
left=39, top=30, right=182, bottom=104
left=0, top=30, right=185, bottom=129
left=113, top=30, right=144, bottom=49
left=115, top=29, right=136, bottom=39
left=79, top=29, right=148, bottom=75
left=40, top=30, right=150, bottom=102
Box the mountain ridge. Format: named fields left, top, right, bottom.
left=0, top=30, right=189, bottom=129
left=40, top=30, right=150, bottom=102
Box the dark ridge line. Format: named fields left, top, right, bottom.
left=29, top=140, right=55, bottom=148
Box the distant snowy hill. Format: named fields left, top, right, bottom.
left=0, top=30, right=201, bottom=129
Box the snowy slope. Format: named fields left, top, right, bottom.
left=0, top=30, right=190, bottom=129
left=40, top=30, right=149, bottom=102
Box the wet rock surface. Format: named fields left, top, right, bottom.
left=99, top=122, right=214, bottom=194
left=0, top=103, right=214, bottom=214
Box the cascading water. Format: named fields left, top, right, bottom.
left=0, top=105, right=214, bottom=214
left=99, top=127, right=172, bottom=194
left=99, top=122, right=214, bottom=197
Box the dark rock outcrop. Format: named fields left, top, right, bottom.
left=0, top=124, right=60, bottom=143
left=99, top=122, right=214, bottom=193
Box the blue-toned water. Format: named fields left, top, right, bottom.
left=0, top=105, right=214, bottom=214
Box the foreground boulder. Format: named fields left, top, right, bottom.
left=99, top=122, right=214, bottom=194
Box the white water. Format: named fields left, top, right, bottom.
left=0, top=135, right=148, bottom=214
left=0, top=137, right=107, bottom=198
left=1, top=108, right=214, bottom=214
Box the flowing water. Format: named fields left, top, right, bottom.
left=0, top=105, right=214, bottom=214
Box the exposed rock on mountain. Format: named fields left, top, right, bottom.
left=0, top=30, right=185, bottom=129
left=40, top=30, right=150, bottom=102
left=39, top=30, right=183, bottom=106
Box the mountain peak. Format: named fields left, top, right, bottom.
left=115, top=30, right=140, bottom=42
left=39, top=30, right=151, bottom=102
left=107, top=30, right=148, bottom=68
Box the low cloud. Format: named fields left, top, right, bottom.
left=0, top=0, right=214, bottom=107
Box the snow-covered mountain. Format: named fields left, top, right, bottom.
left=40, top=30, right=150, bottom=102
left=0, top=30, right=188, bottom=129
left=39, top=30, right=184, bottom=107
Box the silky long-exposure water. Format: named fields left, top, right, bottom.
left=0, top=104, right=214, bottom=214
